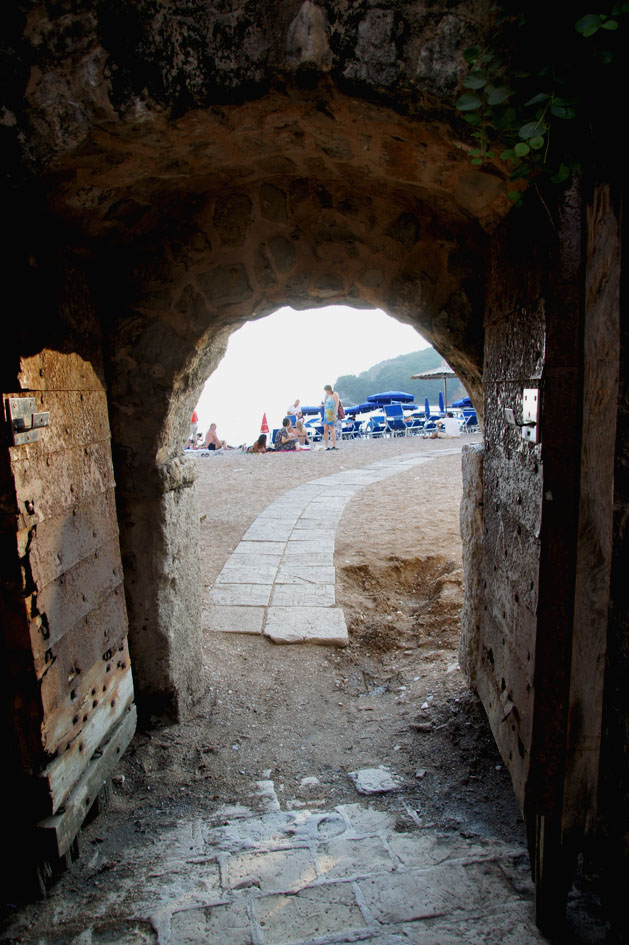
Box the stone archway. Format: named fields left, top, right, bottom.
left=48, top=84, right=507, bottom=715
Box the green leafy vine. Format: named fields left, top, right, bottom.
left=456, top=5, right=628, bottom=208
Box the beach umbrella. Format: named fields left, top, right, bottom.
left=346, top=401, right=376, bottom=415
left=424, top=396, right=431, bottom=419
left=439, top=390, right=445, bottom=414
left=451, top=396, right=472, bottom=408
left=410, top=362, right=457, bottom=410
left=366, top=390, right=414, bottom=404
left=260, top=413, right=269, bottom=434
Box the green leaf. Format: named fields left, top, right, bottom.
left=550, top=163, right=571, bottom=183
left=524, top=92, right=550, bottom=107
left=529, top=135, right=545, bottom=150
left=500, top=149, right=516, bottom=160
left=519, top=120, right=547, bottom=139
left=463, top=73, right=488, bottom=89
left=602, top=18, right=619, bottom=28
left=575, top=13, right=602, bottom=35
left=550, top=103, right=576, bottom=119
left=514, top=141, right=530, bottom=157
left=487, top=85, right=512, bottom=105
left=508, top=190, right=521, bottom=201
left=471, top=157, right=483, bottom=165
left=464, top=46, right=480, bottom=63
left=463, top=112, right=482, bottom=126
left=510, top=164, right=531, bottom=180
left=469, top=148, right=483, bottom=155
left=456, top=92, right=483, bottom=111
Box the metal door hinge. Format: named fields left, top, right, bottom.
left=6, top=396, right=49, bottom=445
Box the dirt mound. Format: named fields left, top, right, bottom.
left=340, top=554, right=462, bottom=655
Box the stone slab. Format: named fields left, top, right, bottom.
left=284, top=539, right=335, bottom=555
left=208, top=584, right=272, bottom=606
left=358, top=860, right=512, bottom=924
left=220, top=553, right=282, bottom=568
left=290, top=527, right=338, bottom=541
left=315, top=836, right=394, bottom=879
left=276, top=552, right=333, bottom=567
left=270, top=584, right=335, bottom=606
left=216, top=563, right=278, bottom=585
left=171, top=900, right=252, bottom=945
left=252, top=882, right=366, bottom=944
left=206, top=606, right=265, bottom=634
left=348, top=766, right=403, bottom=795
left=233, top=541, right=286, bottom=555
left=264, top=607, right=348, bottom=645
left=242, top=522, right=295, bottom=541
left=224, top=847, right=317, bottom=892
left=276, top=565, right=336, bottom=585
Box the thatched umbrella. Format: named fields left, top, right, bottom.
left=409, top=363, right=458, bottom=411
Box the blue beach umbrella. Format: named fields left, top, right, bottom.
left=367, top=390, right=414, bottom=404
left=439, top=391, right=445, bottom=414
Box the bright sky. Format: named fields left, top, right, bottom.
left=195, top=305, right=429, bottom=446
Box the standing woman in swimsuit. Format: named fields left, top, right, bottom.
left=322, top=384, right=339, bottom=450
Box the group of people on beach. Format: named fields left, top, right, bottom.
left=187, top=412, right=231, bottom=451
left=187, top=384, right=342, bottom=456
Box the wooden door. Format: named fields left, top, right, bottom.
left=476, top=183, right=618, bottom=932
left=1, top=346, right=136, bottom=885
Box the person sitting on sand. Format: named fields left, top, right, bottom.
left=247, top=434, right=268, bottom=453
left=294, top=419, right=310, bottom=447
left=274, top=417, right=298, bottom=451
left=203, top=423, right=228, bottom=450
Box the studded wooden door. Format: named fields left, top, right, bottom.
left=1, top=346, right=136, bottom=879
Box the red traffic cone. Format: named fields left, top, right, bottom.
left=260, top=412, right=269, bottom=434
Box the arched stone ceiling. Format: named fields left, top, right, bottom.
left=4, top=1, right=517, bottom=462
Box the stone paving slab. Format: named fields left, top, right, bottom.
left=276, top=565, right=336, bottom=585
left=233, top=541, right=287, bottom=555
left=216, top=563, right=279, bottom=585
left=206, top=605, right=265, bottom=634
left=209, top=584, right=272, bottom=606
left=224, top=846, right=318, bottom=892
left=171, top=900, right=253, bottom=945
left=252, top=882, right=368, bottom=944
left=315, top=836, right=394, bottom=880
left=290, top=527, right=338, bottom=540
left=284, top=539, right=336, bottom=555
left=242, top=522, right=296, bottom=541
left=270, top=584, right=335, bottom=607
left=265, top=607, right=348, bottom=645
left=279, top=552, right=333, bottom=567
left=220, top=552, right=283, bottom=568
left=357, top=860, right=514, bottom=924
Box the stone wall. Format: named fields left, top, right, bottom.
left=2, top=2, right=514, bottom=716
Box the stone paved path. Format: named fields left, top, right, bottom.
left=206, top=449, right=463, bottom=646
left=1, top=443, right=553, bottom=945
